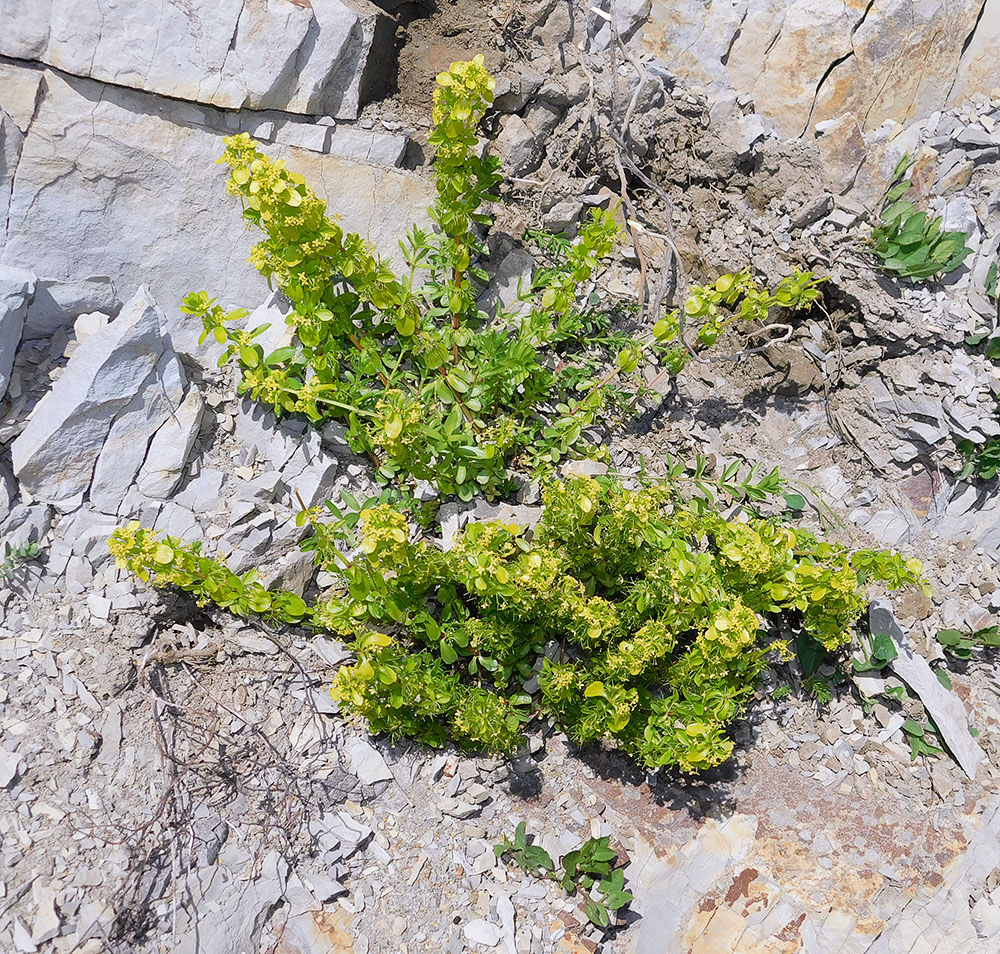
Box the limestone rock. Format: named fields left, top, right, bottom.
left=11, top=287, right=165, bottom=503
left=639, top=0, right=999, bottom=138
left=136, top=387, right=205, bottom=499
left=496, top=115, right=542, bottom=178
left=0, top=0, right=391, bottom=120
left=0, top=265, right=35, bottom=400
left=0, top=66, right=435, bottom=355
left=89, top=353, right=186, bottom=514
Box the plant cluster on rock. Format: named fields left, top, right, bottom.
left=111, top=58, right=926, bottom=774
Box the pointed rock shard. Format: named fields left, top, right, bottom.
left=0, top=265, right=35, bottom=400
left=12, top=287, right=165, bottom=503
left=870, top=599, right=985, bottom=780
left=136, top=387, right=205, bottom=499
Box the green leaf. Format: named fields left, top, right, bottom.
left=264, top=346, right=296, bottom=366
left=871, top=631, right=898, bottom=664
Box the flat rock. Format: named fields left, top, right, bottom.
left=871, top=599, right=985, bottom=780
left=0, top=0, right=391, bottom=119
left=344, top=737, right=394, bottom=785
left=464, top=919, right=502, bottom=947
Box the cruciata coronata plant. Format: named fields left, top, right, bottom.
left=182, top=58, right=823, bottom=500
left=110, top=470, right=925, bottom=774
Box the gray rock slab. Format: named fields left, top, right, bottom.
left=344, top=737, right=393, bottom=785
left=1, top=65, right=435, bottom=360
left=136, top=387, right=205, bottom=499
left=871, top=599, right=984, bottom=780
left=89, top=352, right=186, bottom=514
left=21, top=276, right=118, bottom=341
left=0, top=0, right=389, bottom=120
left=0, top=265, right=35, bottom=400
left=175, top=850, right=287, bottom=954
left=11, top=287, right=164, bottom=503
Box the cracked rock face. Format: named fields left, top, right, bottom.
left=10, top=286, right=198, bottom=507
left=0, top=65, right=433, bottom=353
left=640, top=0, right=1000, bottom=138
left=0, top=0, right=390, bottom=120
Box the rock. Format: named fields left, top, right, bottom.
left=29, top=887, right=60, bottom=945
left=174, top=849, right=288, bottom=954
left=1, top=65, right=435, bottom=357
left=464, top=919, right=502, bottom=947
left=543, top=200, right=584, bottom=233
left=639, top=0, right=999, bottom=137
left=0, top=265, right=34, bottom=399
left=73, top=311, right=109, bottom=341
left=814, top=114, right=868, bottom=195
left=478, top=248, right=535, bottom=317
left=22, top=277, right=118, bottom=341
left=943, top=196, right=979, bottom=237
left=327, top=127, right=409, bottom=166
left=956, top=124, right=994, bottom=148
left=12, top=288, right=165, bottom=503
left=344, top=737, right=394, bottom=785
left=496, top=116, right=542, bottom=178
left=790, top=193, right=834, bottom=229
left=871, top=600, right=984, bottom=780
left=494, top=69, right=544, bottom=113
left=0, top=0, right=391, bottom=120
left=588, top=0, right=650, bottom=52
left=89, top=352, right=187, bottom=513
left=0, top=749, right=23, bottom=788
left=439, top=797, right=481, bottom=819
left=136, top=387, right=205, bottom=499
left=301, top=869, right=347, bottom=903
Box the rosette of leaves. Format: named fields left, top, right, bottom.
left=868, top=155, right=973, bottom=280
left=184, top=57, right=824, bottom=499
left=110, top=470, right=925, bottom=774
left=494, top=821, right=633, bottom=928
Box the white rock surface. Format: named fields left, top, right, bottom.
left=136, top=388, right=205, bottom=499
left=0, top=265, right=35, bottom=399
left=639, top=0, right=1000, bottom=138
left=0, top=65, right=435, bottom=354
left=11, top=287, right=165, bottom=503
left=0, top=0, right=390, bottom=120
left=344, top=737, right=394, bottom=785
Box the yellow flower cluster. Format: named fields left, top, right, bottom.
left=432, top=53, right=496, bottom=127
left=372, top=390, right=423, bottom=458
left=358, top=505, right=411, bottom=561
left=703, top=598, right=760, bottom=657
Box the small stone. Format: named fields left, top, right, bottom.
left=87, top=594, right=111, bottom=620
left=0, top=750, right=23, bottom=787
left=344, top=737, right=393, bottom=785
left=464, top=919, right=502, bottom=947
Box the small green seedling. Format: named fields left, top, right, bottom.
left=935, top=624, right=1000, bottom=659
left=494, top=821, right=633, bottom=929
left=868, top=155, right=973, bottom=280
left=0, top=540, right=40, bottom=582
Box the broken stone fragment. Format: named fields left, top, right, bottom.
left=870, top=599, right=984, bottom=780
left=0, top=265, right=34, bottom=401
